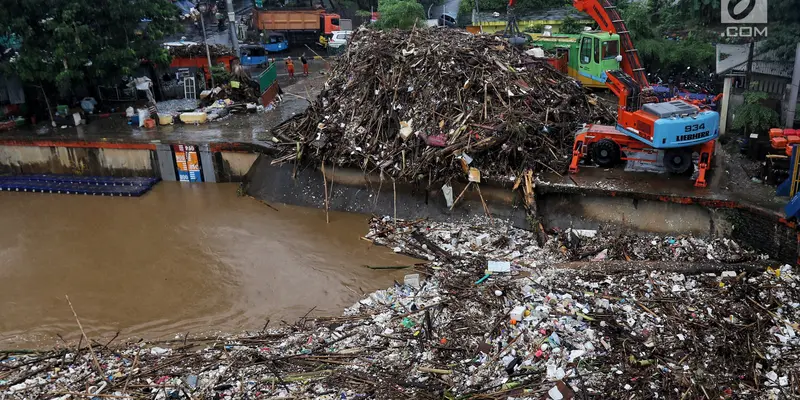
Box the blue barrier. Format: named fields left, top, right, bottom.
left=0, top=174, right=158, bottom=186
left=0, top=175, right=160, bottom=197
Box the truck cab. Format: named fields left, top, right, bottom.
left=529, top=30, right=621, bottom=89
left=264, top=32, right=288, bottom=52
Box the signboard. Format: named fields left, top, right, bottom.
left=173, top=144, right=202, bottom=182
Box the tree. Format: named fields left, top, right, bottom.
left=375, top=0, right=425, bottom=29
left=0, top=0, right=181, bottom=91
left=763, top=1, right=800, bottom=61
left=618, top=1, right=716, bottom=77
left=559, top=15, right=582, bottom=34
left=732, top=91, right=780, bottom=135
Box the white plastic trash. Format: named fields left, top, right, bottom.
left=404, top=273, right=420, bottom=288
left=488, top=260, right=511, bottom=273
left=137, top=109, right=148, bottom=127
left=510, top=305, right=526, bottom=322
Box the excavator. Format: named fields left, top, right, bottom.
left=519, top=0, right=720, bottom=187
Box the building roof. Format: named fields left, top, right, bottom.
left=716, top=42, right=793, bottom=78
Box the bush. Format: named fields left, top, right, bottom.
left=732, top=91, right=780, bottom=135
left=375, top=0, right=426, bottom=29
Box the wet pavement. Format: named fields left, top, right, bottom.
left=0, top=183, right=416, bottom=348
left=538, top=143, right=788, bottom=215
left=2, top=68, right=328, bottom=147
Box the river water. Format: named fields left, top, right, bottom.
left=0, top=183, right=412, bottom=348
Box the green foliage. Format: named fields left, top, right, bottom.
left=0, top=0, right=181, bottom=90
left=524, top=23, right=545, bottom=33
left=459, top=0, right=568, bottom=16
left=559, top=15, right=582, bottom=34
left=732, top=91, right=780, bottom=134
left=762, top=1, right=800, bottom=61
left=211, top=65, right=232, bottom=84
left=619, top=1, right=715, bottom=76
left=375, top=0, right=425, bottom=29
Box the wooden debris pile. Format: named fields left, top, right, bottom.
left=271, top=28, right=615, bottom=184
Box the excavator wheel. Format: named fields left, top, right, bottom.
left=664, top=148, right=693, bottom=174
left=592, top=139, right=621, bottom=167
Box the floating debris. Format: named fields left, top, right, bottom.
left=2, top=218, right=796, bottom=399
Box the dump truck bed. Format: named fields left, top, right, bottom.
left=254, top=10, right=322, bottom=31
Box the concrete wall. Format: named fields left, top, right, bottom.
left=215, top=152, right=259, bottom=182
left=539, top=193, right=713, bottom=235
left=0, top=146, right=157, bottom=177
left=244, top=154, right=529, bottom=227
left=245, top=154, right=799, bottom=264
left=717, top=208, right=798, bottom=264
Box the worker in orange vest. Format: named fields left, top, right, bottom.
left=285, top=57, right=295, bottom=79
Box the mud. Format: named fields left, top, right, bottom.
left=0, top=183, right=414, bottom=348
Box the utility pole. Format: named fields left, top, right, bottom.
left=198, top=3, right=215, bottom=88
left=786, top=43, right=800, bottom=128
left=226, top=0, right=240, bottom=56
left=745, top=40, right=755, bottom=89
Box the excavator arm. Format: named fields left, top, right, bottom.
left=573, top=0, right=649, bottom=88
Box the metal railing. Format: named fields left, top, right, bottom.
left=97, top=86, right=137, bottom=102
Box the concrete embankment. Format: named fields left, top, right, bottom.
left=244, top=153, right=800, bottom=265
left=0, top=140, right=260, bottom=182
left=0, top=138, right=796, bottom=265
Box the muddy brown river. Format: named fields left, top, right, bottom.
left=0, top=183, right=413, bottom=348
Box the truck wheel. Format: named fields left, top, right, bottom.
left=664, top=149, right=692, bottom=174
left=592, top=139, right=620, bottom=167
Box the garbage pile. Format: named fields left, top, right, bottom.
left=201, top=64, right=262, bottom=106
left=3, top=218, right=797, bottom=399
left=271, top=29, right=615, bottom=184
left=553, top=228, right=762, bottom=264
left=166, top=43, right=234, bottom=58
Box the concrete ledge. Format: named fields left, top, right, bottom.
left=244, top=154, right=529, bottom=227
left=245, top=154, right=800, bottom=265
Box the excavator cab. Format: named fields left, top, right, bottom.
left=527, top=30, right=621, bottom=89
left=573, top=31, right=621, bottom=87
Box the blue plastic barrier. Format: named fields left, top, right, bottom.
left=0, top=175, right=159, bottom=197
left=0, top=174, right=158, bottom=186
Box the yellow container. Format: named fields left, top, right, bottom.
left=179, top=112, right=207, bottom=124
left=158, top=114, right=174, bottom=125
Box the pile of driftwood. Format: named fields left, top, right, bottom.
left=270, top=28, right=615, bottom=184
